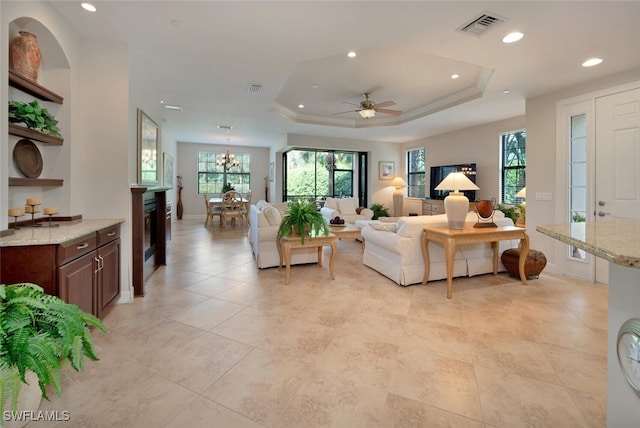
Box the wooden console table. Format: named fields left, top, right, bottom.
left=277, top=233, right=337, bottom=285
left=421, top=225, right=529, bottom=299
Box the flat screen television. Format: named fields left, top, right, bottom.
left=429, top=163, right=477, bottom=201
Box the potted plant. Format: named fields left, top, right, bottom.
left=370, top=203, right=390, bottom=220
left=0, top=283, right=106, bottom=422
left=277, top=199, right=329, bottom=244
left=496, top=203, right=520, bottom=224
left=8, top=100, right=61, bottom=137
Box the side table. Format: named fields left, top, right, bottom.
left=277, top=233, right=337, bottom=285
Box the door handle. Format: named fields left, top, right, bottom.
left=597, top=211, right=612, bottom=217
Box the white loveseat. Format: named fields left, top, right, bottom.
left=248, top=200, right=319, bottom=269
left=361, top=211, right=518, bottom=286
left=320, top=197, right=374, bottom=224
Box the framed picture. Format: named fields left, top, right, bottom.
left=379, top=161, right=394, bottom=180
left=269, top=161, right=275, bottom=182
left=137, top=108, right=159, bottom=185
left=163, top=153, right=174, bottom=188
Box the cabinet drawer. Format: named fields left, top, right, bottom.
left=98, top=224, right=120, bottom=246
left=57, top=234, right=97, bottom=265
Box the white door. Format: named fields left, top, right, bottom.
left=594, top=88, right=640, bottom=283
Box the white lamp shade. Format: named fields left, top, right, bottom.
left=434, top=172, right=479, bottom=229
left=515, top=187, right=526, bottom=198
left=390, top=177, right=407, bottom=188
left=359, top=109, right=375, bottom=119
left=434, top=172, right=479, bottom=192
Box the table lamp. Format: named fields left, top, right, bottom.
left=390, top=176, right=407, bottom=217
left=434, top=172, right=480, bottom=229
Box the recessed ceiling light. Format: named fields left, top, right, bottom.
left=163, top=104, right=182, bottom=111
left=502, top=89, right=511, bottom=94
left=582, top=57, right=603, bottom=67
left=217, top=125, right=233, bottom=130
left=81, top=3, right=97, bottom=12
left=298, top=104, right=304, bottom=109
left=347, top=51, right=356, bottom=58
left=450, top=74, right=460, bottom=79
left=311, top=84, right=319, bottom=89
left=502, top=32, right=524, bottom=43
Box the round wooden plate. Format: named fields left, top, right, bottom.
left=13, top=138, right=43, bottom=178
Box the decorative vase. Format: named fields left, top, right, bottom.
left=177, top=186, right=184, bottom=219
left=474, top=197, right=497, bottom=228
left=10, top=31, right=42, bottom=81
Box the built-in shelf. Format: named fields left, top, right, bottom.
left=9, top=178, right=64, bottom=187
left=8, top=124, right=63, bottom=145
left=8, top=70, right=63, bottom=104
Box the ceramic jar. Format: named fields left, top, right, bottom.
left=10, top=31, right=42, bottom=81
left=475, top=198, right=496, bottom=219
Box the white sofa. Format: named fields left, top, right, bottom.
left=320, top=197, right=374, bottom=224
left=248, top=200, right=319, bottom=269
left=361, top=211, right=518, bottom=286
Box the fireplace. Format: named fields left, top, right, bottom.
left=132, top=187, right=167, bottom=296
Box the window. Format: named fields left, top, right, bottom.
left=500, top=130, right=526, bottom=204
left=197, top=151, right=250, bottom=194
left=283, top=149, right=367, bottom=205
left=407, top=148, right=425, bottom=197
left=569, top=114, right=587, bottom=260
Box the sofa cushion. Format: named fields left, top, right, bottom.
left=324, top=197, right=338, bottom=210
left=338, top=198, right=357, bottom=215
left=369, top=222, right=398, bottom=232
left=263, top=205, right=282, bottom=226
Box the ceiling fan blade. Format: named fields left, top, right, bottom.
left=375, top=108, right=402, bottom=116
left=332, top=109, right=360, bottom=115
left=374, top=101, right=396, bottom=109
left=341, top=101, right=361, bottom=107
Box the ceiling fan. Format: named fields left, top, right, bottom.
left=334, top=92, right=402, bottom=119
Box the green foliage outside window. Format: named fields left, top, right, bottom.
left=198, top=152, right=250, bottom=194
left=501, top=131, right=526, bottom=204
left=285, top=150, right=355, bottom=200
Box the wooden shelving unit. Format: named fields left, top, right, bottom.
left=8, top=123, right=63, bottom=145
left=8, top=70, right=63, bottom=104
left=9, top=178, right=64, bottom=187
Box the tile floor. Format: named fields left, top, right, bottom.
left=37, top=219, right=608, bottom=427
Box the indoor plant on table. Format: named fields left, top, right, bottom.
left=277, top=199, right=329, bottom=244
left=0, top=283, right=106, bottom=424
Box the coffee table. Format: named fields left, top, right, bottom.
left=328, top=223, right=362, bottom=239
left=277, top=233, right=337, bottom=285
left=421, top=224, right=529, bottom=299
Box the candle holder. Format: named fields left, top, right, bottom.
left=11, top=214, right=24, bottom=230
left=42, top=209, right=60, bottom=228
left=26, top=203, right=42, bottom=227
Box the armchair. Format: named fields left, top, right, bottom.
left=320, top=197, right=373, bottom=224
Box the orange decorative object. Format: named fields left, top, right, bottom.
left=10, top=31, right=42, bottom=81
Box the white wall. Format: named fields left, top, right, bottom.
left=176, top=142, right=269, bottom=218
left=403, top=116, right=526, bottom=201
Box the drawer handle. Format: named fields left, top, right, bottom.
left=107, top=231, right=116, bottom=236
left=77, top=243, right=89, bottom=250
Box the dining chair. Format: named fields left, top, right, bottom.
left=203, top=193, right=223, bottom=228
left=221, top=191, right=244, bottom=228
left=242, top=190, right=252, bottom=225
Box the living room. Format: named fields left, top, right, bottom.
left=1, top=1, right=640, bottom=426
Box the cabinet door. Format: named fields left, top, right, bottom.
left=58, top=252, right=97, bottom=315
left=97, top=239, right=120, bottom=318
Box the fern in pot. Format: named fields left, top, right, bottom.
left=277, top=199, right=329, bottom=244
left=0, top=283, right=106, bottom=423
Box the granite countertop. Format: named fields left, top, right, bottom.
left=536, top=219, right=640, bottom=269
left=0, top=218, right=125, bottom=247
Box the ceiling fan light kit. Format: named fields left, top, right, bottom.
left=334, top=92, right=402, bottom=119
left=359, top=109, right=375, bottom=119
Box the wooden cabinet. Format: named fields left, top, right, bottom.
left=1, top=223, right=120, bottom=319
left=422, top=199, right=445, bottom=215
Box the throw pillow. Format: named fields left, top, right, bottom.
left=263, top=205, right=282, bottom=226
left=255, top=200, right=268, bottom=211
left=324, top=197, right=339, bottom=210
left=338, top=198, right=357, bottom=215
left=369, top=222, right=398, bottom=232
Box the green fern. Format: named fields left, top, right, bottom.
left=0, top=283, right=106, bottom=420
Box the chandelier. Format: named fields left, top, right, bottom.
left=217, top=149, right=240, bottom=170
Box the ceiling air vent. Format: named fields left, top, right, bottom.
left=247, top=83, right=262, bottom=94
left=457, top=12, right=505, bottom=37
